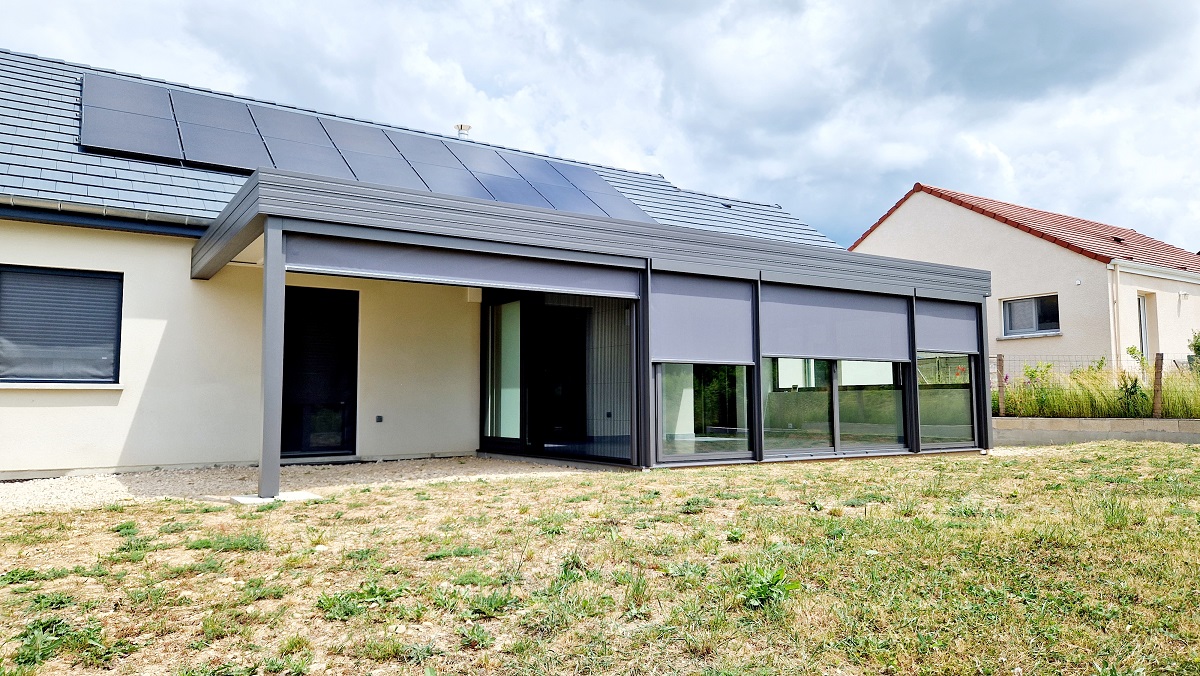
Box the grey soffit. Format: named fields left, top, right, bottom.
left=760, top=284, right=912, bottom=361
left=915, top=300, right=980, bottom=354
left=0, top=49, right=839, bottom=248
left=649, top=273, right=756, bottom=364
left=192, top=170, right=991, bottom=302
left=285, top=233, right=642, bottom=298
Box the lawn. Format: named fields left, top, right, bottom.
left=1, top=442, right=1198, bottom=675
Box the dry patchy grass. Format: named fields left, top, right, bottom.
left=0, top=441, right=1198, bottom=675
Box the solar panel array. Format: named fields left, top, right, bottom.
left=79, top=74, right=654, bottom=222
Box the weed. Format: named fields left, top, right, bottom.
left=459, top=623, right=495, bottom=649
left=186, top=530, right=268, bottom=552
left=726, top=528, right=745, bottom=543
left=424, top=545, right=485, bottom=560
left=239, top=577, right=290, bottom=603
left=27, top=592, right=75, bottom=612
left=279, top=635, right=313, bottom=655
left=466, top=589, right=519, bottom=618
left=159, top=520, right=200, bottom=534
left=731, top=566, right=799, bottom=610
left=681, top=497, right=714, bottom=514
left=355, top=639, right=442, bottom=663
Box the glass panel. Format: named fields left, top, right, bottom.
left=838, top=360, right=905, bottom=448
left=486, top=301, right=522, bottom=439
left=762, top=358, right=833, bottom=451
left=917, top=353, right=974, bottom=446
left=661, top=363, right=749, bottom=458
left=1036, top=295, right=1059, bottom=331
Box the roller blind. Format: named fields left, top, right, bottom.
left=285, top=234, right=642, bottom=299
left=650, top=272, right=754, bottom=363
left=760, top=284, right=910, bottom=361
left=0, top=268, right=122, bottom=381
left=915, top=299, right=979, bottom=353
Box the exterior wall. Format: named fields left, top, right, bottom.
left=854, top=193, right=1114, bottom=361
left=994, top=416, right=1200, bottom=446
left=1112, top=267, right=1200, bottom=363
left=0, top=219, right=480, bottom=477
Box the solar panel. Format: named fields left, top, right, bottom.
left=529, top=182, right=606, bottom=216
left=341, top=151, right=428, bottom=191
left=263, top=137, right=354, bottom=179
left=80, top=106, right=183, bottom=160
left=583, top=191, right=655, bottom=223
left=178, top=122, right=272, bottom=171
left=249, top=106, right=334, bottom=146
left=384, top=131, right=463, bottom=168
left=473, top=173, right=552, bottom=210
left=83, top=74, right=174, bottom=119
left=321, top=119, right=401, bottom=157
left=503, top=153, right=573, bottom=187
left=447, top=144, right=520, bottom=179
left=551, top=162, right=619, bottom=195
left=170, top=90, right=257, bottom=133
left=408, top=162, right=493, bottom=200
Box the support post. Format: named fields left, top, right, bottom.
left=1152, top=352, right=1164, bottom=419
left=996, top=354, right=1006, bottom=417
left=259, top=222, right=286, bottom=498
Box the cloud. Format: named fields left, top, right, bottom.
left=1, top=0, right=1199, bottom=252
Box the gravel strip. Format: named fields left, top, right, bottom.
left=0, top=456, right=581, bottom=515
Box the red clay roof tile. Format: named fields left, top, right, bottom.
left=851, top=183, right=1200, bottom=272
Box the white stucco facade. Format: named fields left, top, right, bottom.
left=0, top=219, right=480, bottom=478
left=853, top=192, right=1200, bottom=366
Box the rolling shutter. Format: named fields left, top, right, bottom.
left=760, top=284, right=910, bottom=361
left=0, top=268, right=122, bottom=381
left=650, top=272, right=754, bottom=364
left=915, top=299, right=979, bottom=353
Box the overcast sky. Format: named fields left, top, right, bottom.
left=3, top=0, right=1199, bottom=250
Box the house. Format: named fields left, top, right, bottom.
left=851, top=184, right=1200, bottom=370
left=0, top=50, right=992, bottom=495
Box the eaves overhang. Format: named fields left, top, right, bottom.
left=192, top=169, right=991, bottom=300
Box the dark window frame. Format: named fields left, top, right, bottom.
left=1002, top=294, right=1059, bottom=336
left=0, top=264, right=124, bottom=384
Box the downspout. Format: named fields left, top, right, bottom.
left=1109, top=262, right=1121, bottom=368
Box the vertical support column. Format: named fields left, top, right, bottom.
left=258, top=221, right=286, bottom=498
left=750, top=278, right=764, bottom=461
left=830, top=360, right=842, bottom=455
left=978, top=303, right=995, bottom=451
left=1152, top=352, right=1164, bottom=419
left=636, top=262, right=655, bottom=468
left=906, top=295, right=922, bottom=454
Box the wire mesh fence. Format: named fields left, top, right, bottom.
left=988, top=352, right=1200, bottom=419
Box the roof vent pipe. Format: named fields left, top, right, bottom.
left=454, top=124, right=472, bottom=139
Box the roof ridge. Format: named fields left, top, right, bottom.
left=851, top=181, right=1200, bottom=271
left=0, top=47, right=669, bottom=180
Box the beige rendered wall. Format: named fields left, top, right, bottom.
left=854, top=193, right=1114, bottom=361
left=1112, top=268, right=1200, bottom=363
left=0, top=219, right=480, bottom=477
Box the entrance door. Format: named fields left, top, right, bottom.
left=535, top=306, right=589, bottom=447
left=282, top=286, right=359, bottom=457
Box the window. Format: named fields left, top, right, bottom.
left=1002, top=295, right=1059, bottom=336
left=0, top=266, right=122, bottom=382
left=917, top=352, right=974, bottom=446
left=762, top=357, right=833, bottom=451
left=837, top=360, right=906, bottom=448
left=660, top=363, right=750, bottom=458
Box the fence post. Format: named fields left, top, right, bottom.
left=1152, top=352, right=1164, bottom=418
left=996, top=354, right=1006, bottom=417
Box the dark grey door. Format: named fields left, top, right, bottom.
left=282, top=286, right=359, bottom=457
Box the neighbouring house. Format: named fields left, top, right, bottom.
left=0, top=50, right=991, bottom=494
left=852, top=184, right=1200, bottom=370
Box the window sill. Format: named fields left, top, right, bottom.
left=997, top=331, right=1062, bottom=341
left=0, top=382, right=124, bottom=390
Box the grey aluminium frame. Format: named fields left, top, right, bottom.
left=193, top=170, right=992, bottom=496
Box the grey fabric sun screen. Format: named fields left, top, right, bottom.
left=915, top=299, right=980, bottom=353
left=649, top=272, right=755, bottom=364
left=284, top=234, right=641, bottom=298
left=760, top=284, right=910, bottom=360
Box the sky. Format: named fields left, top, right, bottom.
left=2, top=0, right=1199, bottom=250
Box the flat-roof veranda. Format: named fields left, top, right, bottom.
left=194, top=170, right=994, bottom=498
